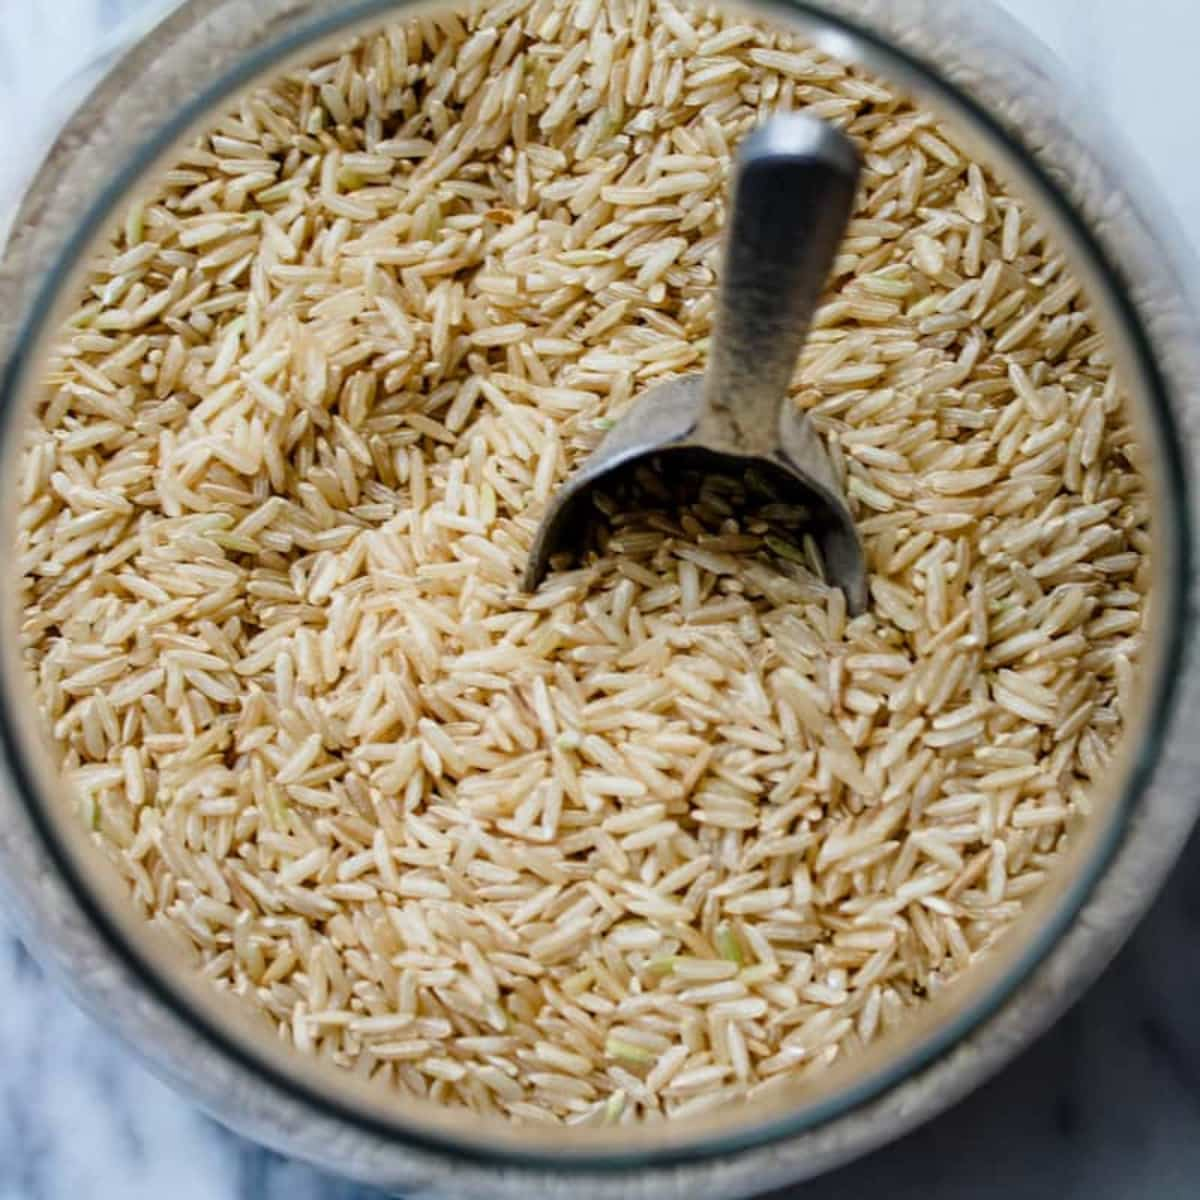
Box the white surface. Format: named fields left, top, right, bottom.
left=999, top=0, right=1200, bottom=241
left=0, top=3, right=1198, bottom=1199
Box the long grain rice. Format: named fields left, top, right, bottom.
left=19, top=0, right=1148, bottom=1128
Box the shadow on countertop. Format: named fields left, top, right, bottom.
left=761, top=825, right=1200, bottom=1197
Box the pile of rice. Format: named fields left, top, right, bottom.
left=19, top=0, right=1147, bottom=1126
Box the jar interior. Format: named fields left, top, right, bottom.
left=0, top=0, right=1187, bottom=1168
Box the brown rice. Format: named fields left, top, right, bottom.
left=18, top=0, right=1147, bottom=1127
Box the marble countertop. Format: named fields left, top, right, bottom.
left=2, top=2, right=1199, bottom=1197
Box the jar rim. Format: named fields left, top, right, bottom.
left=0, top=0, right=1195, bottom=1191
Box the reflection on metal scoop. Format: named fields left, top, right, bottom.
left=522, top=114, right=867, bottom=614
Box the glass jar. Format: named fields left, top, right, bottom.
left=1, top=2, right=1197, bottom=1196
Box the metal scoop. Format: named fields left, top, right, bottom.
left=523, top=114, right=867, bottom=613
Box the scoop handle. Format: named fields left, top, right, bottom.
left=700, top=115, right=860, bottom=455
